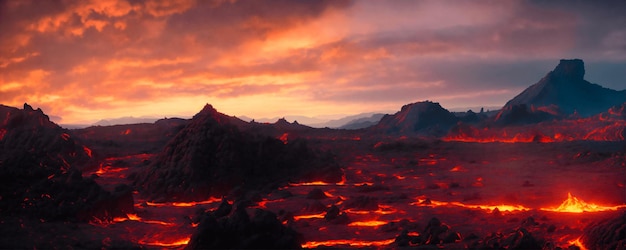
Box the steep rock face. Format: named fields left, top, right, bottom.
left=0, top=104, right=133, bottom=221
left=504, top=59, right=626, bottom=117
left=374, top=101, right=458, bottom=136
left=136, top=104, right=342, bottom=201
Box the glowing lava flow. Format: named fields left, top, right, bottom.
left=568, top=237, right=587, bottom=250
left=302, top=238, right=395, bottom=248
left=290, top=175, right=347, bottom=186
left=139, top=237, right=190, bottom=247
left=293, top=213, right=326, bottom=220
left=410, top=198, right=531, bottom=212
left=142, top=197, right=222, bottom=207
left=347, top=220, right=388, bottom=227
left=113, top=213, right=175, bottom=226
left=540, top=193, right=626, bottom=213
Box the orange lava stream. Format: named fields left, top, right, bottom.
left=143, top=197, right=222, bottom=207
left=568, top=237, right=587, bottom=250
left=293, top=213, right=326, bottom=220
left=302, top=238, right=395, bottom=248
left=411, top=198, right=531, bottom=212
left=540, top=193, right=626, bottom=213
left=347, top=220, right=388, bottom=227
left=112, top=213, right=175, bottom=226
left=138, top=237, right=190, bottom=247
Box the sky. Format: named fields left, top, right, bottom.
left=1, top=0, right=626, bottom=124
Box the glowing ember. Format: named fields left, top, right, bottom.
left=541, top=193, right=626, bottom=213
left=347, top=220, right=388, bottom=227
left=302, top=238, right=395, bottom=248
left=82, top=145, right=92, bottom=157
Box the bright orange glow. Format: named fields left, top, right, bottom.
left=444, top=119, right=626, bottom=143
left=347, top=220, right=388, bottom=227
left=411, top=198, right=530, bottom=212
left=95, top=165, right=128, bottom=176
left=540, top=193, right=626, bottom=213
left=112, top=213, right=175, bottom=226
left=293, top=213, right=326, bottom=220
left=290, top=175, right=346, bottom=186
left=302, top=238, right=395, bottom=248
left=568, top=237, right=587, bottom=250
left=144, top=197, right=222, bottom=207
left=138, top=237, right=190, bottom=247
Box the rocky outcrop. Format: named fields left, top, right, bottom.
left=374, top=101, right=458, bottom=136
left=135, top=104, right=342, bottom=201
left=0, top=104, right=133, bottom=221
left=187, top=200, right=301, bottom=249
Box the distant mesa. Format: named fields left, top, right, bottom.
left=501, top=59, right=626, bottom=119
left=374, top=101, right=458, bottom=136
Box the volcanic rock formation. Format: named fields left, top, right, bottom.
left=582, top=212, right=626, bottom=249
left=136, top=104, right=342, bottom=201
left=374, top=101, right=458, bottom=136
left=187, top=200, right=301, bottom=249
left=502, top=59, right=626, bottom=118
left=0, top=104, right=133, bottom=221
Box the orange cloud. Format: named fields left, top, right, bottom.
left=1, top=0, right=625, bottom=124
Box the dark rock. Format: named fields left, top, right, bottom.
left=136, top=104, right=343, bottom=201
left=502, top=59, right=626, bottom=118
left=343, top=196, right=379, bottom=210
left=187, top=207, right=301, bottom=249
left=582, top=212, right=626, bottom=250
left=306, top=188, right=328, bottom=200
left=373, top=101, right=458, bottom=136
left=0, top=104, right=132, bottom=222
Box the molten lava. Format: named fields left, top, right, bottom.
left=302, top=238, right=395, bottom=248
left=347, top=220, right=388, bottom=227
left=143, top=197, right=222, bottom=207
left=541, top=193, right=626, bottom=213
left=138, top=237, right=190, bottom=247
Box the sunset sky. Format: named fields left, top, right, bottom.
left=1, top=0, right=626, bottom=124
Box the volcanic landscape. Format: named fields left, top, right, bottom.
left=1, top=59, right=625, bottom=249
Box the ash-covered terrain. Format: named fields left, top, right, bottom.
left=1, top=59, right=625, bottom=249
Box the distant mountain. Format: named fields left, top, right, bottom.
left=503, top=59, right=626, bottom=118
left=339, top=113, right=386, bottom=129
left=373, top=101, right=458, bottom=136
left=93, top=116, right=160, bottom=126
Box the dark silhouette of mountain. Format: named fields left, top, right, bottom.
left=135, top=104, right=342, bottom=201
left=503, top=59, right=626, bottom=118
left=71, top=118, right=189, bottom=157
left=339, top=113, right=386, bottom=130
left=0, top=104, right=133, bottom=221
left=93, top=116, right=161, bottom=126
left=373, top=101, right=458, bottom=136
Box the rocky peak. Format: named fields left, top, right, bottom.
left=551, top=59, right=585, bottom=81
